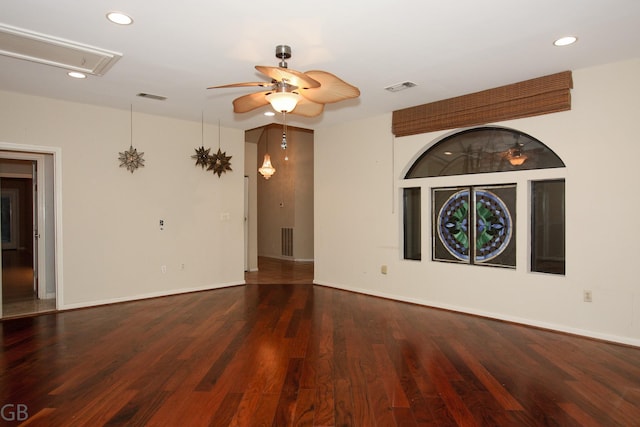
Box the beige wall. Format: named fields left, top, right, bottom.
left=314, top=59, right=640, bottom=346
left=0, top=91, right=245, bottom=308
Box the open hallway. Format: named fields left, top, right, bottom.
left=1, top=258, right=640, bottom=426
left=245, top=257, right=313, bottom=285
left=2, top=249, right=55, bottom=319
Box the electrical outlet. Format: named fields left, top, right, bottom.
left=381, top=265, right=388, bottom=275
left=161, top=265, right=167, bottom=274
left=583, top=290, right=592, bottom=302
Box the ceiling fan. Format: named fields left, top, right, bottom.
left=208, top=45, right=360, bottom=117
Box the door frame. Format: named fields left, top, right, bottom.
left=0, top=142, right=63, bottom=313
left=244, top=175, right=249, bottom=272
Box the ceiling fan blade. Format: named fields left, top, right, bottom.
left=256, top=66, right=321, bottom=89
left=232, top=91, right=271, bottom=113
left=208, top=82, right=274, bottom=89
left=298, top=70, right=360, bottom=104
left=289, top=97, right=324, bottom=117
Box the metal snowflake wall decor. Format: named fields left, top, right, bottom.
left=207, top=148, right=233, bottom=177
left=119, top=145, right=145, bottom=173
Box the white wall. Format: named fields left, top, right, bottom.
left=315, top=59, right=640, bottom=346
left=0, top=91, right=245, bottom=309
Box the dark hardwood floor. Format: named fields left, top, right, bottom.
left=245, top=257, right=313, bottom=285
left=1, top=257, right=640, bottom=426
left=2, top=249, right=56, bottom=318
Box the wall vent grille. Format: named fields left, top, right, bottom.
left=281, top=228, right=293, bottom=257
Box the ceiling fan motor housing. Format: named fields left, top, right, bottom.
left=275, top=45, right=291, bottom=68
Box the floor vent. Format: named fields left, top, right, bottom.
left=281, top=228, right=293, bottom=257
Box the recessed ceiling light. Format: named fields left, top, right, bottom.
left=554, top=36, right=577, bottom=47
left=106, top=12, right=133, bottom=25
left=67, top=71, right=86, bottom=79
left=264, top=111, right=275, bottom=117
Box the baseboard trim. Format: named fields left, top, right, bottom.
left=60, top=281, right=245, bottom=311
left=313, top=280, right=640, bottom=348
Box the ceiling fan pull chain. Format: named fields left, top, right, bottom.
left=281, top=112, right=288, bottom=150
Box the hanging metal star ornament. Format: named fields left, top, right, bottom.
left=192, top=111, right=211, bottom=169
left=207, top=148, right=232, bottom=177
left=119, top=105, right=145, bottom=173
left=206, top=119, right=232, bottom=178
left=192, top=146, right=211, bottom=168
left=119, top=145, right=145, bottom=173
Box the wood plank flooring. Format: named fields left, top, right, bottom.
left=245, top=257, right=313, bottom=285
left=2, top=249, right=56, bottom=318
left=1, top=258, right=640, bottom=426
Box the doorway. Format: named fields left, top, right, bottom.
left=0, top=150, right=56, bottom=318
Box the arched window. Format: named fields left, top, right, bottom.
left=402, top=126, right=565, bottom=275
left=405, top=126, right=565, bottom=178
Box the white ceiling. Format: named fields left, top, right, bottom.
left=1, top=0, right=639, bottom=131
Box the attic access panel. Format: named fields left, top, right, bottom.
left=0, top=24, right=122, bottom=76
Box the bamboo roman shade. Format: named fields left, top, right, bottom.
left=392, top=71, right=573, bottom=137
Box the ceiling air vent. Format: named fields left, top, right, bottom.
left=136, top=93, right=167, bottom=101
left=0, top=23, right=122, bottom=76
left=385, top=81, right=417, bottom=93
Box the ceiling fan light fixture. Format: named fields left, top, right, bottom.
left=506, top=144, right=528, bottom=166
left=508, top=155, right=527, bottom=166
left=266, top=91, right=300, bottom=113
left=208, top=44, right=359, bottom=118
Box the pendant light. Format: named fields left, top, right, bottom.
left=258, top=127, right=276, bottom=180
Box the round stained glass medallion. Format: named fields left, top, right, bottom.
left=437, top=189, right=512, bottom=262
left=474, top=189, right=512, bottom=262
left=437, top=190, right=470, bottom=261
